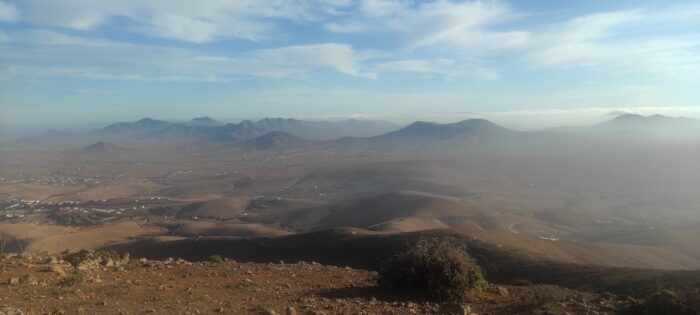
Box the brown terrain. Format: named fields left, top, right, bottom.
left=0, top=251, right=631, bottom=315
left=1, top=115, right=699, bottom=314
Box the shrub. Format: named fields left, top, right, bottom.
left=65, top=249, right=126, bottom=267
left=209, top=254, right=224, bottom=263
left=378, top=238, right=487, bottom=302
left=59, top=274, right=85, bottom=287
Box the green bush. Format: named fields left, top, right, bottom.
left=378, top=238, right=487, bottom=302
left=209, top=254, right=224, bottom=263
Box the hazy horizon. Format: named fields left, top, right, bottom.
left=3, top=106, right=700, bottom=135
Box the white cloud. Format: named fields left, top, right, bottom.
left=136, top=14, right=227, bottom=43
left=0, top=30, right=9, bottom=43
left=0, top=29, right=376, bottom=81
left=19, top=0, right=353, bottom=42
left=3, top=1, right=700, bottom=88
left=0, top=1, right=20, bottom=22
left=251, top=43, right=375, bottom=78
left=326, top=0, right=528, bottom=54
left=525, top=6, right=700, bottom=79
left=360, top=0, right=410, bottom=17
left=375, top=58, right=498, bottom=80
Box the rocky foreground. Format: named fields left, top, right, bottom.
left=0, top=251, right=632, bottom=314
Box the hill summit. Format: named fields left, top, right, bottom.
left=239, top=131, right=313, bottom=150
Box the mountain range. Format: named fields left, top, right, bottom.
left=551, top=113, right=700, bottom=138
left=98, top=117, right=397, bottom=141
left=64, top=113, right=697, bottom=152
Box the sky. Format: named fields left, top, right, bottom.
left=1, top=0, right=699, bottom=129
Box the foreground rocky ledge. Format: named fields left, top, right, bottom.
left=1, top=252, right=630, bottom=314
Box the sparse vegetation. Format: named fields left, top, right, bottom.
left=209, top=254, right=224, bottom=263
left=511, top=285, right=563, bottom=313
left=65, top=249, right=125, bottom=267
left=0, top=233, right=6, bottom=256
left=58, top=274, right=85, bottom=287
left=378, top=238, right=487, bottom=302
left=638, top=290, right=700, bottom=315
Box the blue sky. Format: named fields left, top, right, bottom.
left=1, top=0, right=699, bottom=128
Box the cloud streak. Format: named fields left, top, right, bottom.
left=0, top=30, right=379, bottom=81
left=20, top=0, right=354, bottom=42
left=0, top=1, right=20, bottom=22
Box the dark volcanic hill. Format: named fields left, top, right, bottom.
left=551, top=113, right=700, bottom=139
left=239, top=131, right=314, bottom=150
left=187, top=116, right=223, bottom=127
left=598, top=113, right=698, bottom=130
left=99, top=118, right=171, bottom=135
left=375, top=119, right=509, bottom=141
left=95, top=117, right=396, bottom=141
left=254, top=118, right=397, bottom=140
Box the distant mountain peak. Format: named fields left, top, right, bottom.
left=240, top=131, right=312, bottom=150
left=135, top=117, right=163, bottom=124
left=608, top=113, right=675, bottom=124
left=99, top=117, right=171, bottom=134
left=256, top=117, right=301, bottom=126
left=376, top=118, right=508, bottom=141
left=188, top=116, right=221, bottom=126
left=452, top=118, right=503, bottom=130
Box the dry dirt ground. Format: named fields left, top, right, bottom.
left=0, top=252, right=629, bottom=315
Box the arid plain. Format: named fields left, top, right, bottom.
left=1, top=114, right=699, bottom=313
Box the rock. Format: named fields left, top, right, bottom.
left=50, top=265, right=66, bottom=276
left=601, top=291, right=615, bottom=299
left=7, top=278, right=19, bottom=285
left=285, top=307, right=297, bottom=315
left=66, top=249, right=127, bottom=271
left=496, top=286, right=509, bottom=297
left=439, top=303, right=470, bottom=315
left=260, top=308, right=279, bottom=315
left=19, top=275, right=38, bottom=286
left=2, top=253, right=18, bottom=260
left=486, top=285, right=509, bottom=297
left=0, top=307, right=24, bottom=315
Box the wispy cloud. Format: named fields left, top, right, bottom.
left=374, top=58, right=498, bottom=80
left=20, top=0, right=353, bottom=42
left=0, top=1, right=20, bottom=23
left=525, top=5, right=700, bottom=79
left=326, top=0, right=528, bottom=53
left=0, top=29, right=378, bottom=81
